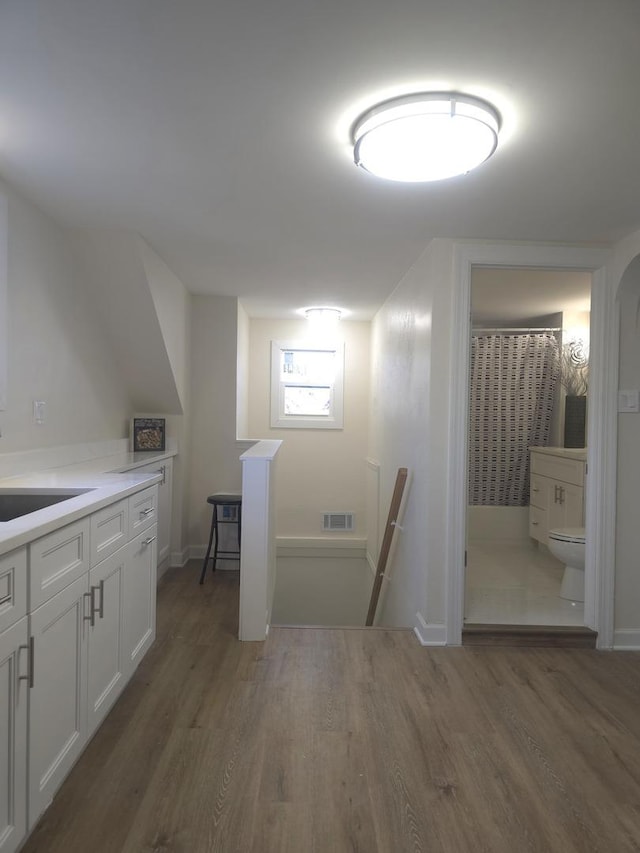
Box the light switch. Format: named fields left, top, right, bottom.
left=618, top=390, right=640, bottom=413
left=33, top=400, right=46, bottom=424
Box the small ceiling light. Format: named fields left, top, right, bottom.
left=304, top=307, right=342, bottom=322
left=352, top=92, right=501, bottom=182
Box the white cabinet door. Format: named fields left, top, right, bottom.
left=87, top=549, right=126, bottom=737
left=0, top=617, right=28, bottom=853
left=122, top=526, right=157, bottom=679
left=28, top=575, right=88, bottom=827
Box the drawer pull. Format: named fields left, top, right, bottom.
left=0, top=593, right=11, bottom=606
left=142, top=536, right=157, bottom=547
left=531, top=521, right=539, bottom=526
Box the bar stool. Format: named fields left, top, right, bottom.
left=199, top=493, right=242, bottom=584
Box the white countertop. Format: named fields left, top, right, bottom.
left=529, top=445, right=587, bottom=461
left=0, top=448, right=175, bottom=557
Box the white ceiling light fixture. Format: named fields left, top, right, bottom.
left=352, top=92, right=501, bottom=182
left=304, top=307, right=342, bottom=322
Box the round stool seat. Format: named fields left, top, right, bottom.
left=207, top=493, right=242, bottom=506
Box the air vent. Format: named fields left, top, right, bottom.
left=323, top=512, right=354, bottom=532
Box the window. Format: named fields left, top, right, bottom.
left=270, top=340, right=344, bottom=429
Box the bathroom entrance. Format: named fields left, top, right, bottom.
left=463, top=267, right=592, bottom=628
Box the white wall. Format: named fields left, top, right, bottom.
left=0, top=183, right=132, bottom=450
left=612, top=237, right=640, bottom=646
left=369, top=239, right=454, bottom=634
left=247, top=317, right=370, bottom=539
left=236, top=301, right=250, bottom=439
left=187, top=295, right=243, bottom=549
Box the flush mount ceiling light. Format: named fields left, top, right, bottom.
left=304, top=307, right=342, bottom=322
left=352, top=92, right=501, bottom=182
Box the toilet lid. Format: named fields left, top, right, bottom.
left=549, top=526, right=585, bottom=543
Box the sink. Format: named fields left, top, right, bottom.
left=0, top=488, right=95, bottom=522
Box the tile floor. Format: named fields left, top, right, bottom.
left=464, top=539, right=584, bottom=626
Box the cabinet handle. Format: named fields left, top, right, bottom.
left=531, top=521, right=539, bottom=526
left=532, top=487, right=539, bottom=493
left=140, top=507, right=154, bottom=517
left=89, top=583, right=103, bottom=621
left=83, top=591, right=95, bottom=628
left=0, top=593, right=11, bottom=606
left=19, top=637, right=35, bottom=688
left=558, top=486, right=565, bottom=505
left=158, top=465, right=166, bottom=485
left=142, top=536, right=157, bottom=547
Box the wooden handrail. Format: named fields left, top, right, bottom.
left=366, top=467, right=408, bottom=626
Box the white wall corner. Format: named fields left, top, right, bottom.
left=613, top=630, right=640, bottom=651
left=413, top=613, right=447, bottom=646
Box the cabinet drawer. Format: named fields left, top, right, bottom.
left=530, top=452, right=584, bottom=486
left=30, top=519, right=90, bottom=610
left=128, top=486, right=158, bottom=536
left=0, top=547, right=27, bottom=633
left=529, top=506, right=548, bottom=544
left=90, top=498, right=129, bottom=566
left=529, top=474, right=549, bottom=510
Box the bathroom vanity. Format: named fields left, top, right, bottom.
left=529, top=446, right=587, bottom=546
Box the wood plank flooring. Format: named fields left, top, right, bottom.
left=22, top=561, right=640, bottom=853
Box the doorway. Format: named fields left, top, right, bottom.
left=446, top=242, right=616, bottom=648
left=464, top=268, right=591, bottom=626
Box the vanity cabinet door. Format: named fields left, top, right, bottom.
left=0, top=617, right=28, bottom=853
left=28, top=575, right=88, bottom=827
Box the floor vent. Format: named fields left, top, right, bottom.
left=323, top=512, right=354, bottom=532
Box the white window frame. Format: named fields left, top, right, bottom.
left=270, top=340, right=344, bottom=429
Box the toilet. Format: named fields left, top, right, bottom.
left=548, top=527, right=586, bottom=602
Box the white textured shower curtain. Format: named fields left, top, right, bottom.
left=468, top=333, right=559, bottom=506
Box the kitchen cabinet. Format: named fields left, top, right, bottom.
left=529, top=449, right=585, bottom=546
left=0, top=614, right=28, bottom=853
left=132, top=458, right=172, bottom=569
left=24, top=483, right=159, bottom=833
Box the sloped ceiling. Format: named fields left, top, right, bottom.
left=73, top=231, right=184, bottom=414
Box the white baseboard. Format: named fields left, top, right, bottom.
left=276, top=537, right=367, bottom=559
left=170, top=547, right=190, bottom=568
left=413, top=613, right=447, bottom=646
left=613, top=629, right=640, bottom=650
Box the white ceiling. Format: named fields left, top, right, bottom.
left=1, top=0, right=639, bottom=320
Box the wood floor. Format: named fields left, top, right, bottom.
left=22, top=562, right=640, bottom=853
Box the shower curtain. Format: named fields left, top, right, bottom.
left=468, top=333, right=559, bottom=506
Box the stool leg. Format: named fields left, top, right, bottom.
left=199, top=507, right=216, bottom=584
left=212, top=508, right=219, bottom=571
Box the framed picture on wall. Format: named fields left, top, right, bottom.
left=131, top=417, right=166, bottom=452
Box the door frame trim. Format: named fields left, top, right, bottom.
left=447, top=243, right=617, bottom=648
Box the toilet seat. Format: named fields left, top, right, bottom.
left=549, top=526, right=585, bottom=544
